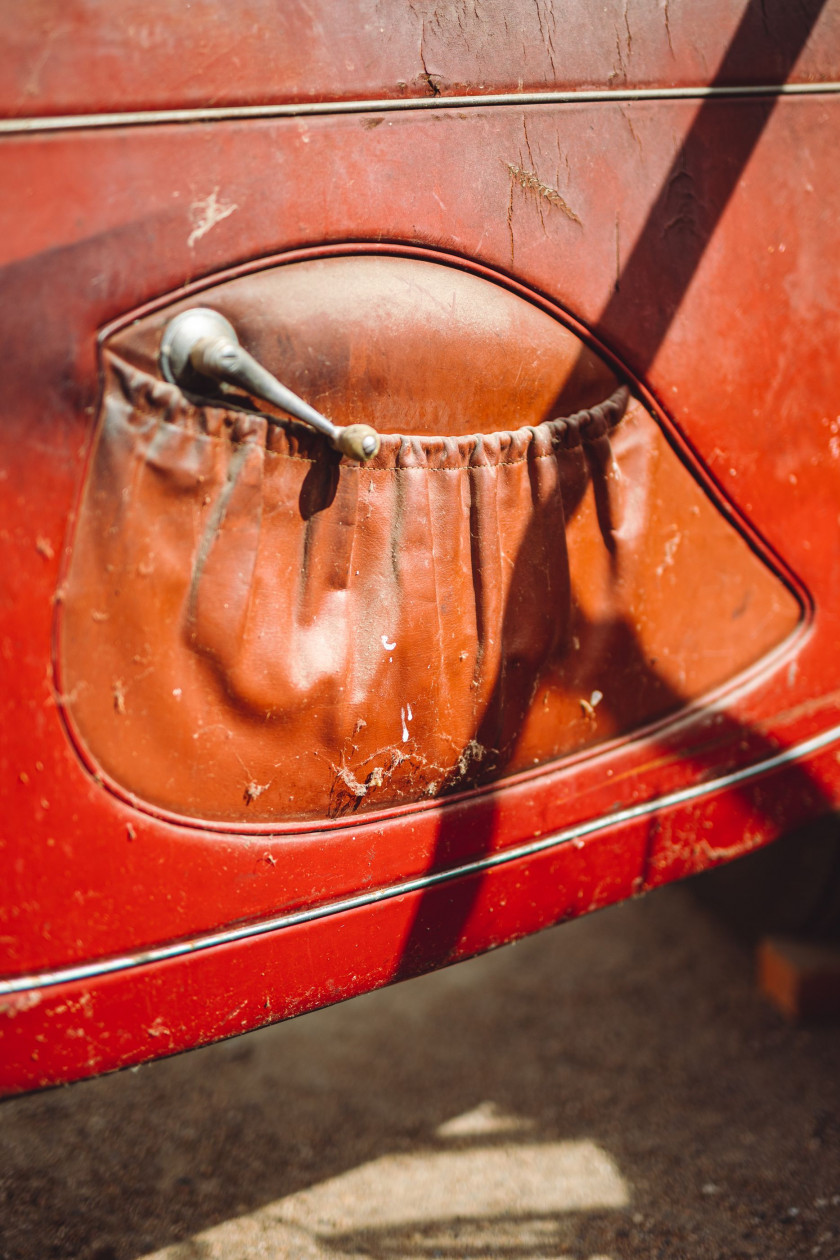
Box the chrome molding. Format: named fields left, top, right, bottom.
left=2, top=81, right=840, bottom=135
left=3, top=719, right=840, bottom=997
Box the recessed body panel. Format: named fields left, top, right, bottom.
left=60, top=253, right=798, bottom=823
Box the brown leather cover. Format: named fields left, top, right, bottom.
left=59, top=255, right=799, bottom=823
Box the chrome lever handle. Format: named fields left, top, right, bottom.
left=159, top=308, right=381, bottom=462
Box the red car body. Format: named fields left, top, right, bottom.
left=2, top=0, right=840, bottom=1094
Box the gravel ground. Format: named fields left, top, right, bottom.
left=2, top=881, right=840, bottom=1260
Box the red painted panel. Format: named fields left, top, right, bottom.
left=2, top=734, right=837, bottom=1096
left=0, top=0, right=837, bottom=119
left=2, top=88, right=840, bottom=1090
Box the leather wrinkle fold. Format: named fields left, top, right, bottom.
left=60, top=337, right=796, bottom=826
left=61, top=348, right=634, bottom=820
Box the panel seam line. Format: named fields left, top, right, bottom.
left=2, top=82, right=840, bottom=134
left=3, top=718, right=840, bottom=996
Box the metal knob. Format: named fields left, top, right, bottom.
left=159, top=308, right=380, bottom=462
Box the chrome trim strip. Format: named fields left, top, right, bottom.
left=2, top=82, right=840, bottom=135
left=3, top=719, right=840, bottom=997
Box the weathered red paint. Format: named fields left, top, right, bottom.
left=2, top=0, right=838, bottom=118
left=2, top=2, right=840, bottom=1093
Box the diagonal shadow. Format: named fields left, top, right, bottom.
left=393, top=0, right=833, bottom=982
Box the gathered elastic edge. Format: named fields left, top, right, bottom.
left=105, top=351, right=630, bottom=472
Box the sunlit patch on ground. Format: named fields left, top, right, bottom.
left=7, top=889, right=840, bottom=1259
left=140, top=1113, right=627, bottom=1259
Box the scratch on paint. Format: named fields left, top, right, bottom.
left=663, top=0, right=674, bottom=55
left=615, top=214, right=621, bottom=292
left=0, top=990, right=42, bottom=1017
left=506, top=163, right=582, bottom=225
left=187, top=188, right=238, bottom=248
